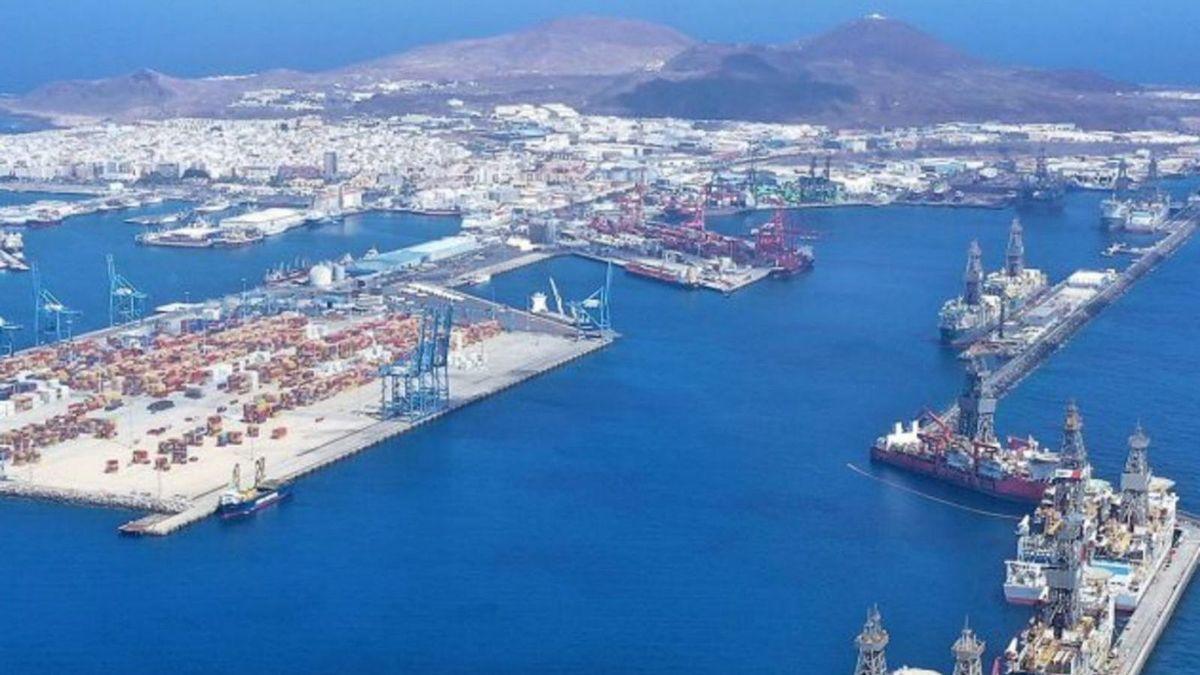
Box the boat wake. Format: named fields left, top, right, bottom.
left=846, top=462, right=1021, bottom=521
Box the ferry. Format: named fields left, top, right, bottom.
left=218, top=459, right=290, bottom=519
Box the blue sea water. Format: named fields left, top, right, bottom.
left=1, top=181, right=1199, bottom=672
left=0, top=197, right=458, bottom=351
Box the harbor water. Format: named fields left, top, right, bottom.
left=1, top=181, right=1198, bottom=672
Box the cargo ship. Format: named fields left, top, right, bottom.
left=218, top=459, right=290, bottom=519
left=870, top=361, right=1060, bottom=503
left=625, top=259, right=701, bottom=288
left=264, top=258, right=311, bottom=286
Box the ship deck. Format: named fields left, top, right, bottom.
left=1109, top=515, right=1200, bottom=675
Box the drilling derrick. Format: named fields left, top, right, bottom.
left=951, top=618, right=985, bottom=675
left=1119, top=424, right=1152, bottom=529
left=956, top=358, right=997, bottom=444
left=963, top=240, right=984, bottom=306
left=1005, top=218, right=1025, bottom=277
left=1041, top=404, right=1089, bottom=635
left=1059, top=401, right=1088, bottom=472
left=852, top=606, right=889, bottom=675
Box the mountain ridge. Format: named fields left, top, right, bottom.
left=6, top=14, right=1197, bottom=130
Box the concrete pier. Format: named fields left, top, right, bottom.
left=115, top=331, right=612, bottom=536
left=986, top=205, right=1200, bottom=399
left=1110, top=516, right=1200, bottom=675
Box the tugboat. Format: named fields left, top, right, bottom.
left=218, top=458, right=290, bottom=519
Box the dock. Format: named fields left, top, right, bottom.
left=116, top=330, right=612, bottom=536
left=985, top=205, right=1199, bottom=398
left=571, top=251, right=773, bottom=293
left=1110, top=515, right=1200, bottom=675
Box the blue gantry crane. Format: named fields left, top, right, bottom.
left=380, top=304, right=453, bottom=420
left=107, top=253, right=148, bottom=326
left=31, top=263, right=80, bottom=345
left=0, top=314, right=20, bottom=357
left=566, top=261, right=613, bottom=334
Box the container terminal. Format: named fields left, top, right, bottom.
left=0, top=238, right=617, bottom=536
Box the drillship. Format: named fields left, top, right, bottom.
left=1004, top=418, right=1178, bottom=613
left=996, top=415, right=1115, bottom=675
left=1099, top=159, right=1133, bottom=228
left=1018, top=151, right=1066, bottom=208
left=848, top=606, right=986, bottom=675
left=1102, top=157, right=1171, bottom=233
left=939, top=220, right=1044, bottom=346
left=939, top=241, right=1001, bottom=344
left=982, top=219, right=1048, bottom=314
left=871, top=360, right=1060, bottom=503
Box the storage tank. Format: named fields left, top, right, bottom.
left=308, top=263, right=333, bottom=288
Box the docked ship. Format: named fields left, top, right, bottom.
left=940, top=221, right=1045, bottom=346
left=0, top=229, right=29, bottom=272
left=211, top=228, right=264, bottom=248
left=983, top=219, right=1049, bottom=313
left=264, top=258, right=311, bottom=286
left=753, top=210, right=815, bottom=277
left=136, top=223, right=217, bottom=248
left=625, top=259, right=701, bottom=288
left=218, top=459, right=290, bottom=519
left=939, top=241, right=1002, bottom=344
left=1102, top=157, right=1171, bottom=232
left=996, top=418, right=1116, bottom=675
left=1003, top=419, right=1178, bottom=613
left=1099, top=158, right=1133, bottom=229
left=871, top=361, right=1060, bottom=503
left=1123, top=191, right=1171, bottom=233
left=1018, top=151, right=1066, bottom=208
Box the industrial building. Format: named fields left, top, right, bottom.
left=219, top=208, right=306, bottom=236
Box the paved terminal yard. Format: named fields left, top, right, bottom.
left=0, top=277, right=612, bottom=534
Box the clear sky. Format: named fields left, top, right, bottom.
left=1, top=0, right=1196, bottom=93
